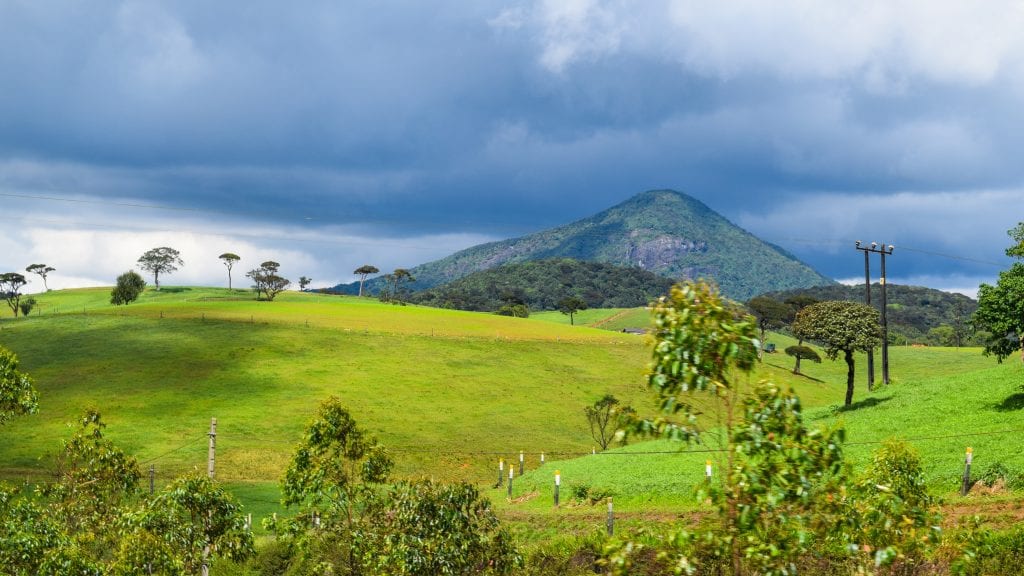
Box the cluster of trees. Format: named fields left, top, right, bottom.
left=1, top=263, right=56, bottom=317
left=264, top=396, right=520, bottom=574
left=409, top=259, right=675, bottom=314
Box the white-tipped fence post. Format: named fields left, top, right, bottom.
left=961, top=447, right=974, bottom=496
left=507, top=464, right=514, bottom=498
left=705, top=459, right=713, bottom=482
left=554, top=470, right=561, bottom=507
left=207, top=418, right=217, bottom=480
left=497, top=458, right=504, bottom=487
left=519, top=450, right=524, bottom=476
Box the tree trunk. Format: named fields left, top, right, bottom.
left=845, top=349, right=855, bottom=406
left=228, top=269, right=232, bottom=291
left=358, top=276, right=366, bottom=297
left=154, top=271, right=160, bottom=291
left=793, top=356, right=801, bottom=374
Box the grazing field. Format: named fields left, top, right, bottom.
left=0, top=286, right=1015, bottom=539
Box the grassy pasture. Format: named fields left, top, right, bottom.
left=0, top=286, right=1013, bottom=537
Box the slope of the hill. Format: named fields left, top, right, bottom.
left=504, top=341, right=1014, bottom=510
left=333, top=189, right=835, bottom=301
left=407, top=259, right=675, bottom=312
left=762, top=283, right=978, bottom=343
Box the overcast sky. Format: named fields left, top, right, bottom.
left=2, top=1, right=1022, bottom=297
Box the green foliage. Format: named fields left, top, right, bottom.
left=583, top=394, right=634, bottom=451
left=110, top=270, right=146, bottom=305
left=137, top=246, right=183, bottom=291
left=974, top=263, right=1024, bottom=363
left=121, top=474, right=254, bottom=573
left=794, top=301, right=881, bottom=406
left=1, top=271, right=28, bottom=317
left=953, top=519, right=1024, bottom=575
left=335, top=190, right=834, bottom=300
left=281, top=396, right=392, bottom=508
left=18, top=296, right=37, bottom=316
left=642, top=280, right=757, bottom=442
left=367, top=480, right=520, bottom=575
left=298, top=276, right=312, bottom=290
left=247, top=261, right=291, bottom=301
left=0, top=411, right=253, bottom=575
left=379, top=268, right=416, bottom=304
left=276, top=398, right=518, bottom=575
left=0, top=346, right=38, bottom=426
left=496, top=303, right=530, bottom=318
left=410, top=259, right=675, bottom=313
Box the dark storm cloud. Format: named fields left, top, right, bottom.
left=2, top=1, right=1023, bottom=292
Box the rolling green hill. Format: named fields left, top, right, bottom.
left=0, top=286, right=1014, bottom=538
left=333, top=190, right=835, bottom=301
left=408, top=259, right=675, bottom=312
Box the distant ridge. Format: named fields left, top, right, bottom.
left=334, top=189, right=835, bottom=300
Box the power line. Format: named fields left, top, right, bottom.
left=138, top=435, right=206, bottom=465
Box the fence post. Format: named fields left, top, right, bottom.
left=507, top=465, right=514, bottom=498
left=961, top=447, right=973, bottom=496
left=519, top=450, right=524, bottom=476
left=149, top=464, right=155, bottom=494
left=606, top=497, right=614, bottom=536
left=497, top=458, right=504, bottom=487
left=207, top=418, right=217, bottom=479
left=705, top=459, right=713, bottom=482
left=554, top=470, right=561, bottom=507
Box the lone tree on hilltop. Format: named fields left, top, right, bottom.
left=0, top=346, right=39, bottom=426
left=558, top=295, right=587, bottom=325
left=354, top=265, right=379, bottom=297
left=793, top=301, right=880, bottom=406
left=218, top=253, right=241, bottom=290
left=247, top=261, right=290, bottom=301
left=747, top=296, right=793, bottom=359
left=137, top=247, right=183, bottom=291
left=0, top=272, right=28, bottom=317
left=974, top=222, right=1024, bottom=363
left=381, top=268, right=415, bottom=304
left=25, top=264, right=55, bottom=292
left=298, top=276, right=312, bottom=291
left=110, top=271, right=146, bottom=305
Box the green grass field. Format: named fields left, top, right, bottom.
left=0, top=286, right=1016, bottom=538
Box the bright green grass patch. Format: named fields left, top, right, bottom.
left=530, top=308, right=630, bottom=327
left=530, top=307, right=653, bottom=332
left=499, top=352, right=1021, bottom=514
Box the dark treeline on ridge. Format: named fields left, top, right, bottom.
left=408, top=259, right=675, bottom=313
left=761, top=283, right=980, bottom=345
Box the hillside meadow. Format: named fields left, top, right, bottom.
left=0, top=286, right=1015, bottom=538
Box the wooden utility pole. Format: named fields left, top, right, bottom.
left=855, top=242, right=875, bottom=390
left=855, top=241, right=895, bottom=385
left=207, top=418, right=217, bottom=479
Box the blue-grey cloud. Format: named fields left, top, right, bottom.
left=2, top=1, right=1022, bottom=293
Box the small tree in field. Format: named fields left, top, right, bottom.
left=247, top=261, right=290, bottom=301
left=558, top=295, right=587, bottom=325
left=137, top=247, right=182, bottom=291
left=298, top=276, right=312, bottom=290
left=785, top=344, right=821, bottom=375
left=974, top=222, right=1024, bottom=362
left=218, top=253, right=241, bottom=290
left=110, top=271, right=146, bottom=305
left=354, top=265, right=379, bottom=297
left=793, top=301, right=880, bottom=406
left=584, top=394, right=635, bottom=450
left=25, top=264, right=55, bottom=291
left=0, top=272, right=28, bottom=317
